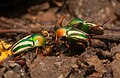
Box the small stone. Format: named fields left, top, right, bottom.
left=8, top=61, right=17, bottom=67
left=0, top=67, right=6, bottom=77
left=58, top=74, right=64, bottom=78
left=115, top=53, right=120, bottom=60
left=4, top=70, right=20, bottom=78
left=111, top=44, right=120, bottom=54
left=111, top=60, right=120, bottom=78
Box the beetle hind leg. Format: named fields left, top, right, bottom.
left=31, top=47, right=39, bottom=63
left=86, top=34, right=92, bottom=47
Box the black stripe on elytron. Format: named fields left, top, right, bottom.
left=12, top=44, right=33, bottom=53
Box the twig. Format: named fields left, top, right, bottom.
left=0, top=29, right=31, bottom=34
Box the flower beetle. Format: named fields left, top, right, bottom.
left=55, top=26, right=92, bottom=48
left=67, top=18, right=106, bottom=35
left=0, top=31, right=49, bottom=62
left=9, top=34, right=46, bottom=55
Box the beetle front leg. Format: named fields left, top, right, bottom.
left=55, top=35, right=59, bottom=46
left=65, top=41, right=70, bottom=48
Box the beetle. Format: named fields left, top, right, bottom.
left=10, top=34, right=46, bottom=55
left=55, top=26, right=92, bottom=48
left=0, top=34, right=47, bottom=62
left=0, top=30, right=50, bottom=62
left=67, top=18, right=106, bottom=35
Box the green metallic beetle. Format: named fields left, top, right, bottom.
left=7, top=34, right=46, bottom=56
left=67, top=18, right=105, bottom=35
left=55, top=26, right=92, bottom=48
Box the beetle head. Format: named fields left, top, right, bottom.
left=89, top=20, right=110, bottom=35
left=90, top=26, right=104, bottom=35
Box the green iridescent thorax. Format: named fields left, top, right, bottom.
left=27, top=34, right=46, bottom=47
left=68, top=18, right=83, bottom=27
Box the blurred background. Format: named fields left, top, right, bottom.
left=0, top=0, right=120, bottom=25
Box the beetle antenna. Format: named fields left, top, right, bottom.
left=101, top=19, right=111, bottom=27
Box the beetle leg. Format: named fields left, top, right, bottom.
left=65, top=41, right=70, bottom=48
left=58, top=15, right=66, bottom=26
left=77, top=42, right=86, bottom=50
left=13, top=55, right=21, bottom=61
left=14, top=60, right=26, bottom=67
left=36, top=47, right=39, bottom=55
left=34, top=47, right=39, bottom=58
left=42, top=31, right=50, bottom=38
left=31, top=47, right=39, bottom=63
left=55, top=35, right=59, bottom=45
left=41, top=46, right=51, bottom=56
left=86, top=34, right=92, bottom=47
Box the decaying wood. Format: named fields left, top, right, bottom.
left=0, top=17, right=28, bottom=29
left=0, top=29, right=30, bottom=34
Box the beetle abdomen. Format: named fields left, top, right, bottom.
left=66, top=30, right=87, bottom=42
left=11, top=40, right=34, bottom=54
